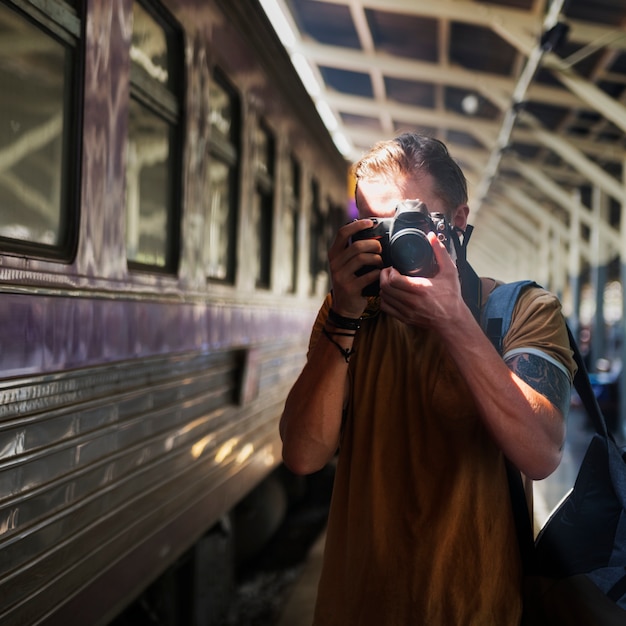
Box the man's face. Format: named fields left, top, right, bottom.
left=355, top=173, right=468, bottom=230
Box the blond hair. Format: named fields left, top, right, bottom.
left=353, top=133, right=468, bottom=214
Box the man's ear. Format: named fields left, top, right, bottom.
left=451, top=204, right=469, bottom=229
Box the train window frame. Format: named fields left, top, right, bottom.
left=205, top=69, right=240, bottom=285
left=125, top=0, right=184, bottom=274
left=309, top=178, right=324, bottom=296
left=0, top=0, right=82, bottom=262
left=285, top=156, right=301, bottom=294
left=252, top=120, right=275, bottom=290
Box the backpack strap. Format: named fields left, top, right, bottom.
left=566, top=324, right=612, bottom=441
left=481, top=280, right=539, bottom=354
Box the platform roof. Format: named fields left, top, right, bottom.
left=261, top=0, right=626, bottom=283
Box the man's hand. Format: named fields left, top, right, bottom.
left=328, top=219, right=382, bottom=317
left=378, top=231, right=466, bottom=329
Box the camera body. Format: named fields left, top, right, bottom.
left=351, top=199, right=453, bottom=295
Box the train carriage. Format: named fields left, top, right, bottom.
left=0, top=0, right=348, bottom=623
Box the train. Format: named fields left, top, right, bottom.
left=0, top=0, right=348, bottom=623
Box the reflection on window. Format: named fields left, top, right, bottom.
left=252, top=122, right=275, bottom=289
left=0, top=2, right=78, bottom=257
left=206, top=73, right=239, bottom=282
left=130, top=3, right=168, bottom=86
left=209, top=79, right=233, bottom=137
left=126, top=100, right=169, bottom=265
left=205, top=160, right=233, bottom=279
left=126, top=1, right=183, bottom=271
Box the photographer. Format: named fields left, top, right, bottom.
left=279, top=133, right=576, bottom=625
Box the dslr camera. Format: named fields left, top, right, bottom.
left=351, top=199, right=454, bottom=295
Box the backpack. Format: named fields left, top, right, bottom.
left=482, top=280, right=626, bottom=625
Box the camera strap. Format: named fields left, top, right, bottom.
left=451, top=224, right=482, bottom=323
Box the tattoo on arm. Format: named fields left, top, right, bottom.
left=505, top=353, right=571, bottom=416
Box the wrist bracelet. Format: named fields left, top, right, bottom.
left=325, top=329, right=357, bottom=338
left=322, top=327, right=356, bottom=363
left=327, top=307, right=361, bottom=331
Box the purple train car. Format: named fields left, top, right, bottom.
left=0, top=0, right=347, bottom=623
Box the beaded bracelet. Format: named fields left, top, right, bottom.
left=327, top=307, right=361, bottom=331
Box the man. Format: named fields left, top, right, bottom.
left=280, top=133, right=575, bottom=624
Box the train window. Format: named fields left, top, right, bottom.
left=252, top=122, right=275, bottom=289
left=0, top=0, right=80, bottom=259
left=126, top=1, right=183, bottom=271
left=206, top=72, right=239, bottom=283
left=309, top=179, right=325, bottom=295
left=284, top=157, right=301, bottom=293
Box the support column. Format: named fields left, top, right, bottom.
left=590, top=185, right=608, bottom=370
left=618, top=159, right=626, bottom=439
left=538, top=221, right=551, bottom=289
left=549, top=229, right=560, bottom=299
left=568, top=190, right=582, bottom=338
left=620, top=255, right=626, bottom=440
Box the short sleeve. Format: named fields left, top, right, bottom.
left=501, top=286, right=577, bottom=382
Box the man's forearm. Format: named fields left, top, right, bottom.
left=280, top=325, right=353, bottom=474
left=439, top=305, right=566, bottom=480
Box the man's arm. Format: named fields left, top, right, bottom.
left=280, top=219, right=381, bottom=475
left=506, top=351, right=571, bottom=418
left=378, top=233, right=571, bottom=480
left=438, top=311, right=568, bottom=480
left=279, top=314, right=350, bottom=474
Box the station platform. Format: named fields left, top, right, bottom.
left=276, top=530, right=325, bottom=626
left=274, top=406, right=595, bottom=626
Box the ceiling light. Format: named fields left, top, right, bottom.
left=461, top=94, right=479, bottom=115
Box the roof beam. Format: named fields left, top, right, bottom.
left=544, top=54, right=626, bottom=136
left=474, top=0, right=567, bottom=210
left=511, top=159, right=622, bottom=254
left=512, top=127, right=626, bottom=164
left=313, top=0, right=626, bottom=51
left=519, top=112, right=625, bottom=202
left=313, top=0, right=538, bottom=29
left=297, top=41, right=583, bottom=110
left=488, top=185, right=572, bottom=245
left=480, top=196, right=540, bottom=236
left=324, top=92, right=499, bottom=143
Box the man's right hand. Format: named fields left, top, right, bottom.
left=328, top=219, right=382, bottom=317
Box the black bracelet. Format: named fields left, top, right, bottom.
left=325, top=329, right=357, bottom=338
left=327, top=308, right=361, bottom=331
left=322, top=327, right=356, bottom=363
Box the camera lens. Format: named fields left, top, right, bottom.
left=389, top=229, right=435, bottom=277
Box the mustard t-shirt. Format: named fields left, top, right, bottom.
left=311, top=281, right=576, bottom=626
